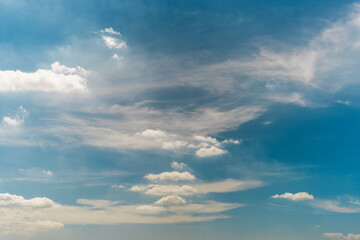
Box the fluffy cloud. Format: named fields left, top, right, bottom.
left=145, top=185, right=198, bottom=196
left=100, top=27, right=126, bottom=49
left=196, top=146, right=227, bottom=157
left=0, top=193, right=56, bottom=209
left=144, top=171, right=196, bottom=182
left=0, top=192, right=243, bottom=234
left=271, top=192, right=314, bottom=201
left=0, top=62, right=87, bottom=92
left=324, top=233, right=360, bottom=240
left=155, top=195, right=187, bottom=205
left=171, top=162, right=187, bottom=170
left=137, top=129, right=166, bottom=138
left=0, top=193, right=62, bottom=235
left=129, top=185, right=148, bottom=192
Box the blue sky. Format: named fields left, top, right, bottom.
left=1, top=0, right=360, bottom=239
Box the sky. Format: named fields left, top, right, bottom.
left=1, top=0, right=360, bottom=239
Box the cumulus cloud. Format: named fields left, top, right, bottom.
left=0, top=193, right=56, bottom=209
left=0, top=62, right=88, bottom=92
left=0, top=193, right=62, bottom=235
left=171, top=162, right=187, bottom=170
left=99, top=27, right=126, bottom=49
left=137, top=129, right=167, bottom=138
left=324, top=233, right=360, bottom=240
left=196, top=146, right=227, bottom=157
left=0, top=192, right=244, bottom=234
left=271, top=192, right=314, bottom=201
left=144, top=171, right=196, bottom=182
left=155, top=195, right=187, bottom=205
left=145, top=185, right=198, bottom=196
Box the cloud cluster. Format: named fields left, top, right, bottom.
left=324, top=233, right=360, bottom=240
left=0, top=193, right=62, bottom=235
left=126, top=163, right=263, bottom=223
left=0, top=62, right=88, bottom=92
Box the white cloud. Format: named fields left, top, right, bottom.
left=145, top=185, right=198, bottom=196
left=312, top=200, right=360, bottom=213
left=101, top=27, right=121, bottom=36
left=101, top=36, right=127, bottom=49
left=129, top=185, right=148, bottom=192
left=2, top=105, right=27, bottom=127
left=270, top=93, right=307, bottom=106
left=42, top=170, right=53, bottom=176
left=76, top=199, right=120, bottom=209
left=155, top=195, right=187, bottom=205
left=0, top=193, right=56, bottom=209
left=334, top=100, right=351, bottom=105
left=162, top=140, right=188, bottom=149
left=144, top=171, right=196, bottom=182
left=324, top=233, right=360, bottom=240
left=196, top=146, right=227, bottom=157
left=0, top=192, right=243, bottom=234
left=111, top=184, right=125, bottom=189
left=171, top=162, right=187, bottom=170
left=112, top=54, right=123, bottom=60
left=168, top=201, right=244, bottom=214
left=271, top=192, right=314, bottom=201
left=0, top=62, right=87, bottom=92
left=194, top=135, right=220, bottom=145
left=137, top=129, right=166, bottom=138
left=0, top=193, right=62, bottom=235
left=136, top=205, right=166, bottom=214
left=99, top=27, right=126, bottom=49
left=192, top=179, right=264, bottom=193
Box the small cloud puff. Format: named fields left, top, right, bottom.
left=196, top=146, right=227, bottom=157
left=155, top=195, right=187, bottom=205
left=144, top=171, right=196, bottom=182
left=42, top=170, right=53, bottom=176
left=2, top=106, right=27, bottom=127
left=99, top=27, right=126, bottom=49
left=137, top=129, right=166, bottom=138
left=271, top=192, right=314, bottom=201
left=171, top=162, right=187, bottom=170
